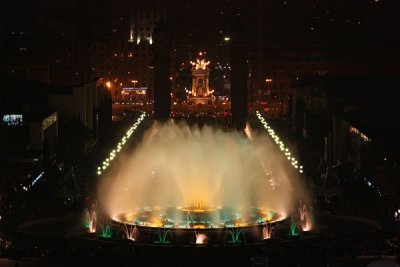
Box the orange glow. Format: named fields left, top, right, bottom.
left=145, top=213, right=164, bottom=227
left=125, top=212, right=138, bottom=222
left=262, top=225, right=272, bottom=239
left=302, top=222, right=312, bottom=232
left=350, top=127, right=371, bottom=141
left=179, top=201, right=219, bottom=213
left=259, top=208, right=273, bottom=221
left=196, top=233, right=208, bottom=244
left=191, top=58, right=210, bottom=70
left=234, top=221, right=247, bottom=227
left=106, top=81, right=111, bottom=88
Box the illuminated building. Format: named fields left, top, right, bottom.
left=129, top=9, right=164, bottom=45
left=47, top=78, right=112, bottom=139
left=187, top=54, right=213, bottom=105
left=0, top=76, right=58, bottom=189
left=291, top=74, right=400, bottom=172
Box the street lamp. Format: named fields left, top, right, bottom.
left=265, top=78, right=272, bottom=97
left=132, top=80, right=138, bottom=87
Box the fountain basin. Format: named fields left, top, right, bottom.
left=112, top=206, right=286, bottom=229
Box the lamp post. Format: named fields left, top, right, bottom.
left=106, top=81, right=116, bottom=103
left=131, top=80, right=138, bottom=104
left=264, top=78, right=272, bottom=112
left=265, top=78, right=272, bottom=96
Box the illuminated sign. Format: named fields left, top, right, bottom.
left=2, top=114, right=23, bottom=126
left=122, top=87, right=148, bottom=91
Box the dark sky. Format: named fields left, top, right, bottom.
left=2, top=0, right=399, bottom=40
left=0, top=0, right=398, bottom=67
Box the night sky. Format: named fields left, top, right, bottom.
left=2, top=0, right=399, bottom=47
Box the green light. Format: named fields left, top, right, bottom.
left=154, top=229, right=171, bottom=244
left=227, top=228, right=242, bottom=243
left=289, top=216, right=299, bottom=236
left=99, top=224, right=112, bottom=238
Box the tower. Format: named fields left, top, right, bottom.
left=153, top=18, right=171, bottom=121
left=229, top=17, right=249, bottom=130
left=187, top=53, right=213, bottom=105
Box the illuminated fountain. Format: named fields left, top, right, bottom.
left=299, top=203, right=313, bottom=232
left=195, top=233, right=208, bottom=244
left=227, top=228, right=242, bottom=243
left=83, top=208, right=91, bottom=228
left=85, top=202, right=97, bottom=234
left=155, top=229, right=171, bottom=244
left=98, top=218, right=112, bottom=239
left=262, top=224, right=273, bottom=240
left=98, top=121, right=306, bottom=242
left=122, top=224, right=139, bottom=241
left=289, top=215, right=299, bottom=236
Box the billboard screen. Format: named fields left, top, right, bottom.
left=2, top=114, right=24, bottom=126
